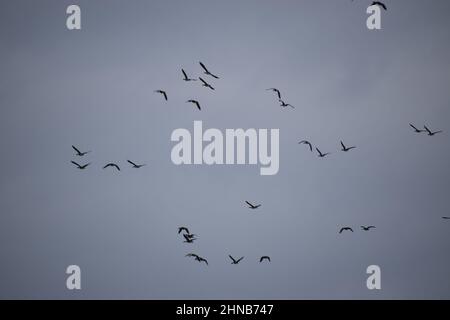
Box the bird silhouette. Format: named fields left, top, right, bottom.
left=409, top=124, right=426, bottom=133
left=186, top=100, right=201, bottom=111
left=184, top=233, right=197, bottom=240
left=103, top=163, right=120, bottom=171
left=371, top=1, right=387, bottom=10
left=186, top=253, right=199, bottom=259
left=199, top=62, right=219, bottom=79
left=229, top=255, right=244, bottom=264
left=442, top=217, right=450, bottom=220
left=127, top=160, right=146, bottom=168
left=340, top=141, right=356, bottom=152
left=71, top=161, right=90, bottom=170
left=178, top=227, right=190, bottom=234
left=339, top=227, right=354, bottom=233
left=259, top=256, right=271, bottom=263
left=361, top=226, right=376, bottom=231
left=316, top=148, right=330, bottom=158
left=154, top=90, right=168, bottom=101
left=298, top=140, right=313, bottom=152
left=183, top=233, right=197, bottom=243
left=245, top=201, right=261, bottom=209
left=72, top=145, right=91, bottom=156
left=199, top=77, right=215, bottom=90
left=279, top=99, right=295, bottom=109
left=266, top=88, right=281, bottom=99
left=424, top=125, right=442, bottom=136
left=182, top=69, right=197, bottom=82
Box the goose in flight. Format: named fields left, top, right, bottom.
left=154, top=90, right=168, bottom=101
left=298, top=140, right=313, bottom=152
left=178, top=227, right=190, bottom=234
left=424, top=125, right=442, bottom=136
left=183, top=233, right=197, bottom=243
left=371, top=1, right=387, bottom=10
left=72, top=145, right=91, bottom=157
left=103, top=163, right=120, bottom=171
left=259, top=256, right=271, bottom=263
left=127, top=160, right=146, bottom=168
left=199, top=77, right=215, bottom=90
left=339, top=227, right=354, bottom=233
left=245, top=201, right=261, bottom=209
left=409, top=124, right=426, bottom=133
left=199, top=61, right=220, bottom=79
left=71, top=161, right=90, bottom=170
left=361, top=226, right=376, bottom=231
left=316, top=148, right=330, bottom=158
left=279, top=99, right=295, bottom=109
left=266, top=88, right=281, bottom=99
left=340, top=141, right=356, bottom=152
left=229, top=255, right=244, bottom=264
left=182, top=69, right=197, bottom=82
left=186, top=100, right=201, bottom=111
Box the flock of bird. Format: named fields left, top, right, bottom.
left=69, top=1, right=450, bottom=271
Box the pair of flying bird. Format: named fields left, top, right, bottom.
left=229, top=255, right=271, bottom=264
left=178, top=227, right=198, bottom=243
left=409, top=124, right=443, bottom=136
left=299, top=140, right=356, bottom=158
left=339, top=226, right=375, bottom=233
left=266, top=88, right=295, bottom=109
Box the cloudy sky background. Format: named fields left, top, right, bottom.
left=1, top=0, right=450, bottom=299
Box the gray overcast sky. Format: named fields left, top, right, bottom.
left=1, top=0, right=450, bottom=299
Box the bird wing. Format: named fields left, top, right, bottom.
left=424, top=126, right=432, bottom=134
left=340, top=141, right=345, bottom=149
left=199, top=62, right=209, bottom=73
left=409, top=124, right=419, bottom=131
left=127, top=160, right=137, bottom=167
left=182, top=69, right=188, bottom=79
left=316, top=148, right=322, bottom=156
left=163, top=92, right=168, bottom=100
left=72, top=145, right=81, bottom=154
left=237, top=257, right=244, bottom=263
left=113, top=164, right=120, bottom=171
left=71, top=161, right=80, bottom=167
left=275, top=89, right=281, bottom=99
left=228, top=255, right=236, bottom=263
left=194, top=101, right=201, bottom=110
left=245, top=201, right=253, bottom=207
left=199, top=77, right=207, bottom=85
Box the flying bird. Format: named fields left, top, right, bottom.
left=71, top=161, right=90, bottom=170
left=279, top=100, right=295, bottom=109
left=183, top=233, right=197, bottom=243
left=409, top=124, right=426, bottom=133
left=186, top=253, right=199, bottom=259
left=371, top=1, right=387, bottom=10
left=199, top=77, right=215, bottom=90
left=229, top=255, right=244, bottom=264
left=178, top=227, right=190, bottom=234
left=103, top=163, right=120, bottom=171
left=186, top=100, right=201, bottom=111
left=127, top=160, right=146, bottom=168
left=298, top=140, right=313, bottom=152
left=442, top=217, right=450, bottom=220
left=259, top=256, right=271, bottom=263
left=72, top=145, right=91, bottom=156
left=199, top=61, right=220, bottom=79
left=266, top=88, right=281, bottom=99
left=245, top=201, right=261, bottom=209
left=361, top=226, right=376, bottom=231
left=154, top=90, right=168, bottom=101
left=182, top=69, right=197, bottom=82
left=184, top=233, right=197, bottom=240
left=339, top=227, right=354, bottom=234
left=424, top=125, right=442, bottom=136
left=340, top=141, right=356, bottom=152
left=316, top=148, right=330, bottom=158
